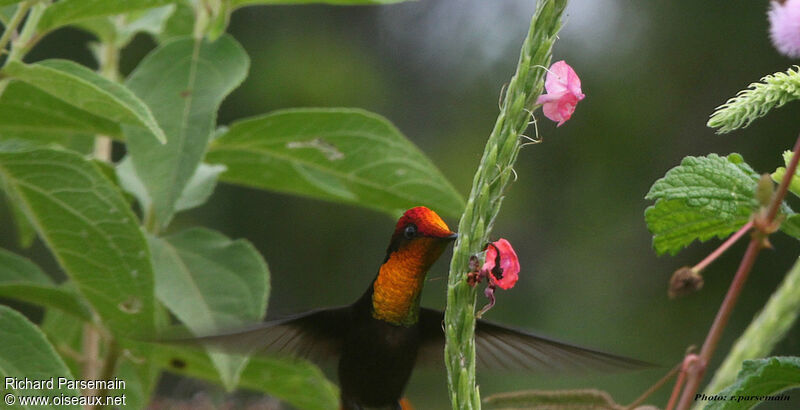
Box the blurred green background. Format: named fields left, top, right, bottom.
left=3, top=0, right=800, bottom=408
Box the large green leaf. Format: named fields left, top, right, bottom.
left=0, top=305, right=81, bottom=409
left=125, top=35, right=249, bottom=231
left=0, top=81, right=120, bottom=144
left=0, top=1, right=21, bottom=7
left=149, top=227, right=269, bottom=389
left=37, top=0, right=176, bottom=31
left=705, top=357, right=800, bottom=410
left=0, top=148, right=154, bottom=337
left=0, top=248, right=91, bottom=320
left=206, top=109, right=465, bottom=218
left=645, top=153, right=796, bottom=255
left=3, top=59, right=165, bottom=143
left=153, top=344, right=338, bottom=410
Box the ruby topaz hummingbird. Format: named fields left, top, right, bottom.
left=188, top=206, right=647, bottom=409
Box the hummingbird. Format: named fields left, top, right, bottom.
left=186, top=206, right=647, bottom=409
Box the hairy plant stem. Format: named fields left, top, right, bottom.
left=443, top=1, right=567, bottom=408
left=674, top=133, right=800, bottom=410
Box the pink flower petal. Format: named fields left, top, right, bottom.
left=537, top=61, right=585, bottom=126
left=482, top=238, right=520, bottom=290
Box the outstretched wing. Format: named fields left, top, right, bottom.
left=164, top=306, right=352, bottom=363
left=417, top=307, right=652, bottom=372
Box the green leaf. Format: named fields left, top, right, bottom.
left=158, top=1, right=193, bottom=43
left=119, top=158, right=224, bottom=215
left=0, top=1, right=21, bottom=8
left=3, top=190, right=36, bottom=247
left=0, top=305, right=81, bottom=409
left=37, top=0, right=177, bottom=31
left=772, top=150, right=800, bottom=198
left=206, top=108, right=465, bottom=218
left=153, top=344, right=338, bottom=410
left=0, top=81, right=121, bottom=143
left=175, top=163, right=226, bottom=211
left=3, top=60, right=165, bottom=143
left=115, top=354, right=159, bottom=410
left=39, top=307, right=84, bottom=377
left=125, top=35, right=249, bottom=230
left=76, top=5, right=176, bottom=48
left=149, top=227, right=269, bottom=389
left=233, top=0, right=408, bottom=6
left=705, top=357, right=800, bottom=410
left=0, top=148, right=154, bottom=338
left=0, top=249, right=92, bottom=320
left=645, top=154, right=761, bottom=255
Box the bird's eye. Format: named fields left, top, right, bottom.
left=403, top=224, right=418, bottom=239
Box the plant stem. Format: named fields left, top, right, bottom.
left=0, top=2, right=32, bottom=66
left=625, top=362, right=681, bottom=410
left=674, top=133, right=800, bottom=410
left=443, top=1, right=567, bottom=408
left=81, top=322, right=102, bottom=406
left=6, top=1, right=46, bottom=63
left=85, top=37, right=121, bottom=410
left=95, top=342, right=121, bottom=410
left=699, top=254, right=800, bottom=398
left=693, top=221, right=753, bottom=273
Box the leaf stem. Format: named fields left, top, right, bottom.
left=443, top=1, right=567, bottom=408
left=0, top=1, right=32, bottom=67
left=692, top=221, right=753, bottom=273
left=674, top=132, right=800, bottom=410
left=625, top=361, right=681, bottom=410
left=6, top=1, right=46, bottom=63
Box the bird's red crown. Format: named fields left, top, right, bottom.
left=393, top=206, right=454, bottom=239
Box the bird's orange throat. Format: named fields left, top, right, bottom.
left=371, top=238, right=446, bottom=326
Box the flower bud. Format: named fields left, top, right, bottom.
left=668, top=266, right=704, bottom=298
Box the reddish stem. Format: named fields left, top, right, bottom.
left=666, top=365, right=687, bottom=410
left=693, top=221, right=754, bottom=273
left=674, top=133, right=800, bottom=410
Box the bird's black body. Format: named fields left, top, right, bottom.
left=338, top=287, right=421, bottom=409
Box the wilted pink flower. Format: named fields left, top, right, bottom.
left=470, top=238, right=521, bottom=317
left=769, top=0, right=800, bottom=58
left=535, top=60, right=585, bottom=126
left=482, top=239, right=520, bottom=290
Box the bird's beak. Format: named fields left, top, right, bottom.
left=446, top=232, right=458, bottom=241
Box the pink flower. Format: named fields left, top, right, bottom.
left=769, top=0, right=800, bottom=58
left=535, top=60, right=585, bottom=127
left=482, top=238, right=520, bottom=290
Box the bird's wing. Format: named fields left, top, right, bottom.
left=164, top=306, right=352, bottom=363
left=417, top=307, right=651, bottom=372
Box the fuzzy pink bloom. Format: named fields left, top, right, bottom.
left=482, top=238, right=520, bottom=290
left=769, top=0, right=800, bottom=58
left=535, top=60, right=585, bottom=127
